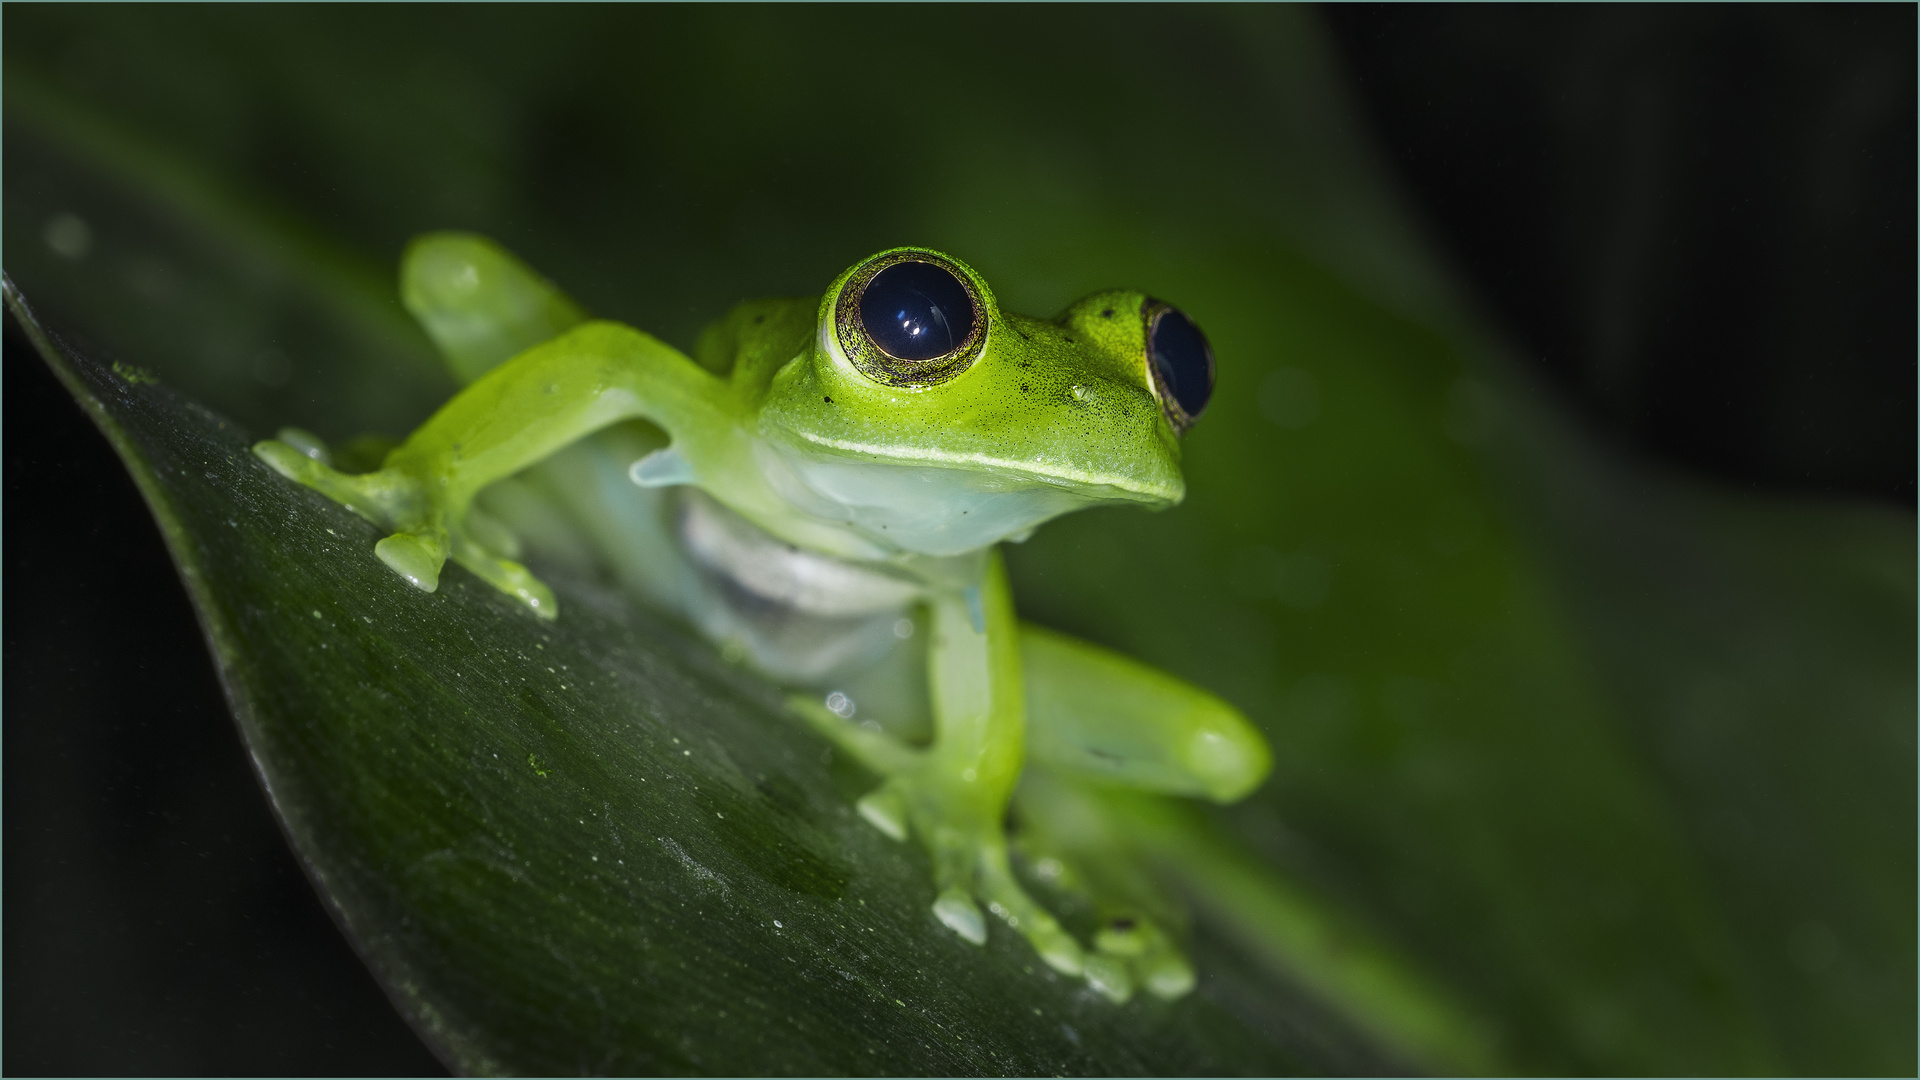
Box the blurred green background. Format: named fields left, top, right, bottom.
left=4, top=5, right=1912, bottom=1075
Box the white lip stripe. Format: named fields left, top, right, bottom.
left=784, top=429, right=1174, bottom=500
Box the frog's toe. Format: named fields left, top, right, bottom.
left=932, top=887, right=987, bottom=945
left=451, top=538, right=558, bottom=619
left=273, top=426, right=334, bottom=465
left=977, top=845, right=1086, bottom=976
left=1096, top=913, right=1196, bottom=1001
left=1140, top=948, right=1196, bottom=1000
left=855, top=784, right=910, bottom=841
left=254, top=437, right=412, bottom=526
left=1024, top=914, right=1087, bottom=977
left=375, top=529, right=450, bottom=592
left=254, top=436, right=331, bottom=485
left=480, top=558, right=558, bottom=619
left=1083, top=953, right=1135, bottom=1004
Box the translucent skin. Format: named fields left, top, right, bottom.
left=253, top=233, right=1271, bottom=1003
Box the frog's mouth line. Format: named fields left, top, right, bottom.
left=782, top=429, right=1184, bottom=506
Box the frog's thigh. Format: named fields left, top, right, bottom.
left=1021, top=623, right=1271, bottom=802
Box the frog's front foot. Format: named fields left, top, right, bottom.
left=861, top=772, right=1094, bottom=987
left=252, top=430, right=556, bottom=618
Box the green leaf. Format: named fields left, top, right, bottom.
left=6, top=6, right=1911, bottom=1075
left=11, top=284, right=1416, bottom=1074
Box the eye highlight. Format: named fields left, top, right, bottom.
left=835, top=251, right=986, bottom=387
left=1145, top=301, right=1214, bottom=433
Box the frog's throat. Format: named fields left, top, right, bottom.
left=748, top=437, right=1157, bottom=561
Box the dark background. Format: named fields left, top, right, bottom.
left=1328, top=3, right=1915, bottom=505
left=6, top=6, right=1912, bottom=1074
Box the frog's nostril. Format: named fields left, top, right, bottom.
left=862, top=261, right=976, bottom=361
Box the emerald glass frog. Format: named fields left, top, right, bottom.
left=255, top=234, right=1271, bottom=1003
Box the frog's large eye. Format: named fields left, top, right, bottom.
left=1144, top=300, right=1215, bottom=433
left=835, top=251, right=986, bottom=386
left=862, top=261, right=975, bottom=360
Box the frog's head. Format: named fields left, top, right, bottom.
left=757, top=247, right=1215, bottom=558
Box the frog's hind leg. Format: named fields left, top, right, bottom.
left=1019, top=621, right=1271, bottom=803
left=1095, top=910, right=1196, bottom=1001
left=784, top=695, right=938, bottom=848
left=972, top=834, right=1092, bottom=984
left=1008, top=622, right=1276, bottom=1001
left=401, top=231, right=590, bottom=386
left=1011, top=767, right=1198, bottom=1003
left=787, top=691, right=922, bottom=781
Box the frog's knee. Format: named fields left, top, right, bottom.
left=402, top=232, right=588, bottom=383
left=1183, top=708, right=1272, bottom=802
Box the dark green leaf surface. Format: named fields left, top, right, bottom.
left=5, top=6, right=1911, bottom=1075
left=10, top=287, right=1398, bottom=1075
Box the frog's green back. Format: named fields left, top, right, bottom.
left=692, top=296, right=819, bottom=400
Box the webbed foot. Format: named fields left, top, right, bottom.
left=1010, top=771, right=1203, bottom=1003
left=1016, top=853, right=1197, bottom=1004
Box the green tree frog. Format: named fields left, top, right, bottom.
left=254, top=235, right=1271, bottom=1004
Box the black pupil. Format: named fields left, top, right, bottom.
left=1150, top=306, right=1214, bottom=419
left=860, top=261, right=975, bottom=361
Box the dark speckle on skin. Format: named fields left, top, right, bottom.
left=1016, top=329, right=1030, bottom=341
left=754, top=314, right=766, bottom=324
left=1101, top=308, right=1114, bottom=318
left=1021, top=384, right=1029, bottom=392
left=823, top=396, right=833, bottom=404
left=1063, top=335, right=1075, bottom=343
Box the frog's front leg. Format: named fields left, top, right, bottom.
left=253, top=322, right=735, bottom=618
left=817, top=553, right=1091, bottom=983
